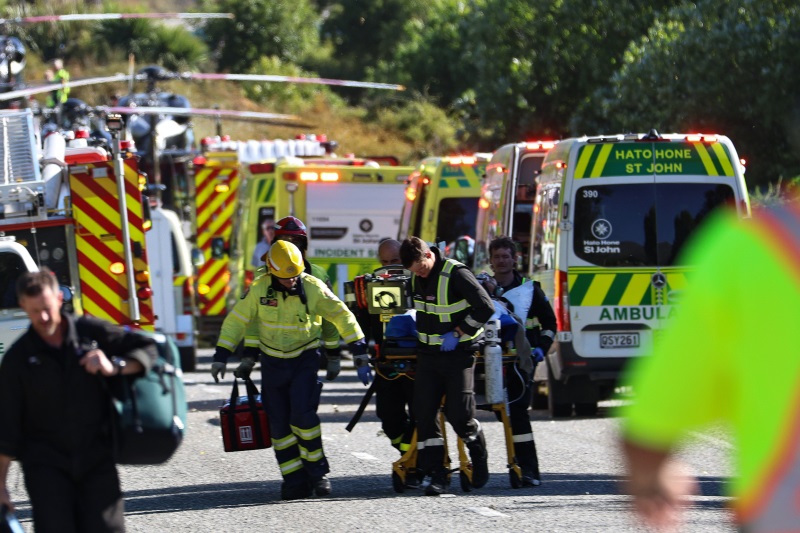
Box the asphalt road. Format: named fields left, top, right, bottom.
left=5, top=348, right=735, bottom=532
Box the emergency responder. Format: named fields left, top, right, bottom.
left=212, top=240, right=367, bottom=501
left=620, top=203, right=800, bottom=532
left=481, top=236, right=556, bottom=487
left=237, top=216, right=344, bottom=383
left=400, top=237, right=495, bottom=495
left=354, top=239, right=416, bottom=461
left=44, top=58, right=70, bottom=108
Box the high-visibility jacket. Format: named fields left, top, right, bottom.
left=411, top=247, right=494, bottom=353
left=219, top=272, right=363, bottom=359
left=621, top=204, right=800, bottom=531
left=45, top=68, right=70, bottom=107
left=243, top=261, right=340, bottom=352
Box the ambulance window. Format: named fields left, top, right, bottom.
left=653, top=182, right=735, bottom=265
left=518, top=156, right=543, bottom=187
left=436, top=198, right=479, bottom=245
left=574, top=184, right=654, bottom=267
left=532, top=186, right=559, bottom=271
left=573, top=183, right=734, bottom=267
left=170, top=234, right=180, bottom=275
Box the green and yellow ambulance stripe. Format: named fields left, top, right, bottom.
left=568, top=268, right=688, bottom=307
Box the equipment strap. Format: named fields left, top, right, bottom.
left=345, top=380, right=377, bottom=432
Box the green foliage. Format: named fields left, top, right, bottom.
left=574, top=0, right=800, bottom=188
left=242, top=56, right=340, bottom=113
left=94, top=19, right=207, bottom=70
left=3, top=2, right=207, bottom=71
left=373, top=99, right=460, bottom=160
left=319, top=0, right=438, bottom=84
left=201, top=0, right=320, bottom=73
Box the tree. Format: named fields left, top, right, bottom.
left=201, top=0, right=320, bottom=73
left=454, top=0, right=684, bottom=145
left=319, top=0, right=438, bottom=83
left=574, top=0, right=800, bottom=188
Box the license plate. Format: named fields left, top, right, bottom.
left=599, top=333, right=640, bottom=348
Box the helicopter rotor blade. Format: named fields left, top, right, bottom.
left=0, top=74, right=131, bottom=102
left=1, top=13, right=234, bottom=25
left=185, top=73, right=406, bottom=91
left=100, top=106, right=312, bottom=128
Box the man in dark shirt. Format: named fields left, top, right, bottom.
left=0, top=270, right=156, bottom=533
left=400, top=237, right=495, bottom=495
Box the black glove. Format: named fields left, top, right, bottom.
left=234, top=356, right=256, bottom=379
left=211, top=346, right=233, bottom=383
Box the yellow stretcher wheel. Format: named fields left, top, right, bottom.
left=392, top=471, right=405, bottom=493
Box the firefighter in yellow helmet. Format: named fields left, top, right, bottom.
left=212, top=240, right=367, bottom=501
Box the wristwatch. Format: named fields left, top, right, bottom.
left=111, top=357, right=127, bottom=375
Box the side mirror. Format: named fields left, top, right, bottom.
left=452, top=236, right=475, bottom=266
left=210, top=237, right=227, bottom=260
left=191, top=247, right=205, bottom=267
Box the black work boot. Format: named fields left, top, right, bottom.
left=467, top=436, right=490, bottom=489
left=424, top=468, right=450, bottom=496
left=280, top=481, right=313, bottom=501
left=311, top=475, right=332, bottom=496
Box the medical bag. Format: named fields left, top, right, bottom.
left=220, top=377, right=271, bottom=452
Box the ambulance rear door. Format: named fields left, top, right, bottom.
left=564, top=134, right=748, bottom=363
left=305, top=171, right=408, bottom=296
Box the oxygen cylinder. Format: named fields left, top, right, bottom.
left=42, top=132, right=66, bottom=210
left=483, top=319, right=505, bottom=404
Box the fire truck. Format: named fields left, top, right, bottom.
left=0, top=109, right=155, bottom=332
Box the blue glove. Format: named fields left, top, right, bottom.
left=532, top=347, right=545, bottom=363
left=440, top=331, right=460, bottom=352
left=354, top=353, right=373, bottom=385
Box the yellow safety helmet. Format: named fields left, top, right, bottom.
left=267, top=240, right=304, bottom=279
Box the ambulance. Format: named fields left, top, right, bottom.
left=397, top=154, right=490, bottom=256
left=473, top=141, right=555, bottom=273
left=530, top=130, right=750, bottom=417
left=228, top=158, right=414, bottom=302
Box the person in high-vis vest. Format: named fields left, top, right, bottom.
left=44, top=58, right=70, bottom=108
left=400, top=236, right=495, bottom=496
left=212, top=240, right=367, bottom=501
left=481, top=236, right=556, bottom=488
left=236, top=216, right=344, bottom=383
left=620, top=203, right=800, bottom=532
